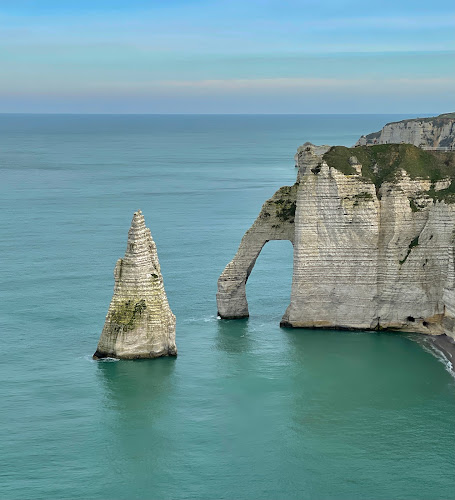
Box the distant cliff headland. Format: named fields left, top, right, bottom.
left=217, top=117, right=455, bottom=355
left=355, top=112, right=455, bottom=149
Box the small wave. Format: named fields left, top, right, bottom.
left=429, top=346, right=454, bottom=378
left=186, top=316, right=218, bottom=323
left=81, top=353, right=120, bottom=362
left=420, top=340, right=455, bottom=379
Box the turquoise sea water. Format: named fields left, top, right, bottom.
left=1, top=114, right=454, bottom=500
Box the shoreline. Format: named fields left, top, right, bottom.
left=424, top=334, right=455, bottom=374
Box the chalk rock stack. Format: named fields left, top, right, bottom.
left=94, top=211, right=177, bottom=359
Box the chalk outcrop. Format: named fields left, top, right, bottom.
left=94, top=211, right=177, bottom=360
left=217, top=143, right=455, bottom=341
left=356, top=113, right=455, bottom=149
left=294, top=142, right=332, bottom=167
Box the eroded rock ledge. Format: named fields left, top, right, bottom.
left=217, top=143, right=455, bottom=342
left=94, top=210, right=177, bottom=360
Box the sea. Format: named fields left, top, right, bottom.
left=1, top=114, right=454, bottom=500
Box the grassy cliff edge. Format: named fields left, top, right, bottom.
left=323, top=144, right=455, bottom=203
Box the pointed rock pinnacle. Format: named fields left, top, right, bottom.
left=93, top=210, right=177, bottom=360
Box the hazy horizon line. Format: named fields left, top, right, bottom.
left=0, top=111, right=443, bottom=116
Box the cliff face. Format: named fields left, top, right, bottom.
left=94, top=210, right=177, bottom=360
left=217, top=144, right=455, bottom=341
left=356, top=113, right=455, bottom=149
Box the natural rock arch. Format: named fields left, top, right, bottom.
left=216, top=184, right=297, bottom=319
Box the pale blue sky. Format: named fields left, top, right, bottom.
left=1, top=0, right=454, bottom=113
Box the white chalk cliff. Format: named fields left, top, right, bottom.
left=94, top=210, right=177, bottom=359
left=217, top=143, right=455, bottom=341
left=356, top=113, right=455, bottom=149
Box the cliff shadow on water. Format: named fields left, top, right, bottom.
left=93, top=358, right=180, bottom=497
left=280, top=328, right=453, bottom=406
left=215, top=318, right=251, bottom=354
left=95, top=356, right=177, bottom=410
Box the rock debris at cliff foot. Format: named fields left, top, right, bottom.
left=94, top=210, right=177, bottom=360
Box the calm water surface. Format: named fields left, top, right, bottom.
left=1, top=114, right=454, bottom=499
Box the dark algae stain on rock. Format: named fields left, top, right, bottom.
left=352, top=191, right=374, bottom=206
left=399, top=235, right=420, bottom=266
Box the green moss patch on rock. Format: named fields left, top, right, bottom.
left=110, top=299, right=147, bottom=330
left=261, top=182, right=299, bottom=224
left=274, top=198, right=297, bottom=221
left=274, top=184, right=298, bottom=222
left=428, top=180, right=455, bottom=204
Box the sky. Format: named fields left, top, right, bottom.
left=1, top=0, right=454, bottom=113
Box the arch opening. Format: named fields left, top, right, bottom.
left=245, top=239, right=294, bottom=321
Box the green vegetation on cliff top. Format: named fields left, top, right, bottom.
left=322, top=144, right=455, bottom=201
